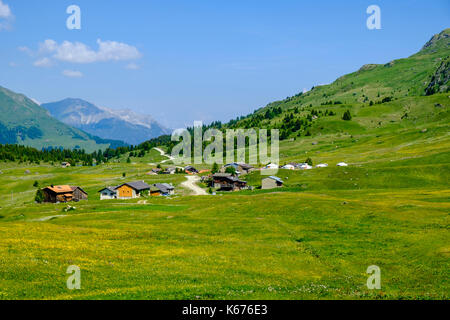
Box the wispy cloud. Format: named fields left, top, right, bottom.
left=0, top=0, right=13, bottom=30
left=33, top=57, right=52, bottom=68
left=18, top=46, right=33, bottom=55
left=125, top=62, right=140, bottom=70
left=38, top=39, right=142, bottom=64
left=0, top=0, right=11, bottom=18
left=62, top=70, right=83, bottom=78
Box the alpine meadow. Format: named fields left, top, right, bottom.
left=0, top=3, right=449, bottom=302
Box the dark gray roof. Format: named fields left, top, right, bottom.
left=213, top=173, right=246, bottom=184
left=98, top=186, right=117, bottom=193
left=153, top=183, right=174, bottom=194
left=224, top=163, right=253, bottom=170
left=213, top=173, right=233, bottom=178
left=116, top=181, right=151, bottom=191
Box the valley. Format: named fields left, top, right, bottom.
left=0, top=28, right=448, bottom=300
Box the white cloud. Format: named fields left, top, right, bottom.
left=18, top=46, right=33, bottom=55
left=0, top=0, right=11, bottom=19
left=39, top=39, right=142, bottom=64
left=33, top=57, right=52, bottom=67
left=0, top=0, right=13, bottom=30
left=62, top=70, right=83, bottom=78
left=125, top=63, right=140, bottom=70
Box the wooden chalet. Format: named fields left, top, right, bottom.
left=212, top=173, right=247, bottom=191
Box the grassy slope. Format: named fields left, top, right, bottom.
left=0, top=86, right=110, bottom=152
left=0, top=30, right=448, bottom=300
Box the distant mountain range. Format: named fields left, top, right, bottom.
left=0, top=86, right=127, bottom=153
left=41, top=99, right=170, bottom=145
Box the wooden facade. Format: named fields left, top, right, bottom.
left=42, top=185, right=88, bottom=203
left=212, top=174, right=247, bottom=191
left=71, top=187, right=88, bottom=201
left=115, top=181, right=151, bottom=199
left=261, top=176, right=284, bottom=190
left=116, top=185, right=136, bottom=199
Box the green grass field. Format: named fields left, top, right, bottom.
left=0, top=108, right=448, bottom=299
left=0, top=30, right=448, bottom=300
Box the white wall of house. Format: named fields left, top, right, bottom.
left=100, top=190, right=117, bottom=200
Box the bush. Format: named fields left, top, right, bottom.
left=35, top=189, right=44, bottom=203
left=305, top=158, right=313, bottom=166
left=212, top=162, right=219, bottom=174
left=33, top=181, right=39, bottom=188
left=225, top=166, right=237, bottom=176
left=342, top=110, right=352, bottom=121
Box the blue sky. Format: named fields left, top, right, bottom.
left=0, top=0, right=449, bottom=129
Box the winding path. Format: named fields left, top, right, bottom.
left=154, top=147, right=175, bottom=164
left=181, top=175, right=208, bottom=196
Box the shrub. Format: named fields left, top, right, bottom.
left=212, top=162, right=219, bottom=174
left=342, top=110, right=352, bottom=121
left=35, top=189, right=44, bottom=203
left=225, top=166, right=237, bottom=176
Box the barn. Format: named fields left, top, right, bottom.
left=115, top=181, right=151, bottom=199
left=42, top=185, right=74, bottom=203
left=261, top=176, right=284, bottom=190
left=71, top=186, right=88, bottom=201
left=98, top=187, right=117, bottom=200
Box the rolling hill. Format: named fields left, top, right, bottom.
left=0, top=86, right=127, bottom=152
left=231, top=29, right=449, bottom=133
left=42, top=98, right=170, bottom=146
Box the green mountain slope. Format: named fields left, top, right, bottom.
left=237, top=28, right=449, bottom=126
left=0, top=86, right=126, bottom=152
left=212, top=29, right=448, bottom=164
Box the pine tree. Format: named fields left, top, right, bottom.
left=342, top=110, right=352, bottom=121
left=35, top=189, right=44, bottom=203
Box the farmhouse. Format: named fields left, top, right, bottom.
left=221, top=163, right=254, bottom=175
left=262, top=176, right=284, bottom=190
left=70, top=186, right=88, bottom=201
left=162, top=167, right=176, bottom=175
left=150, top=183, right=175, bottom=196
left=147, top=168, right=162, bottom=175
left=281, top=164, right=295, bottom=170
left=61, top=162, right=71, bottom=168
left=264, top=163, right=279, bottom=170
left=115, top=181, right=151, bottom=199
left=42, top=185, right=88, bottom=203
left=98, top=187, right=118, bottom=200
left=212, top=173, right=247, bottom=191
left=185, top=166, right=199, bottom=174
left=299, top=163, right=313, bottom=170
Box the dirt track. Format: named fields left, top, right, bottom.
left=181, top=175, right=208, bottom=196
